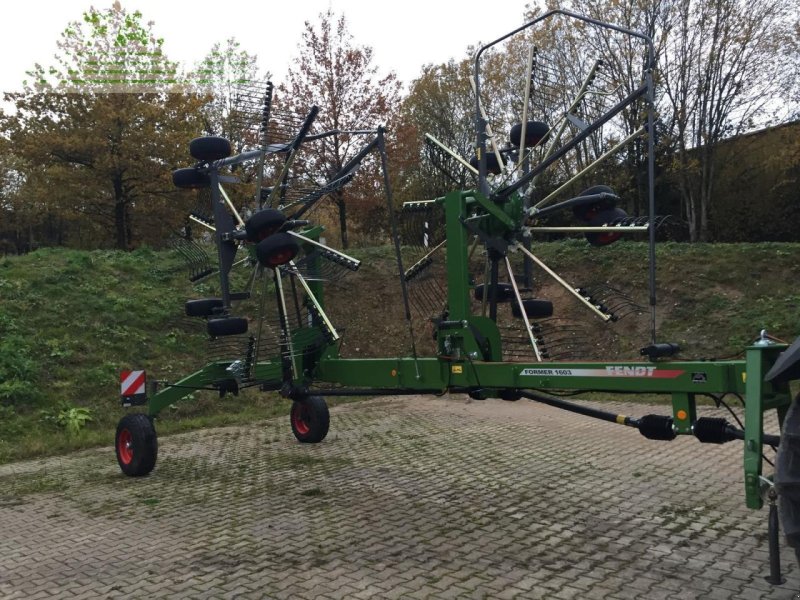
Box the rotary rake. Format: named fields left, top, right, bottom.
left=114, top=9, right=800, bottom=587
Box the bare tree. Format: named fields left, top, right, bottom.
left=659, top=0, right=799, bottom=241
left=540, top=0, right=672, bottom=213
left=279, top=10, right=400, bottom=248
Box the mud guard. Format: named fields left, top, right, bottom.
left=765, top=336, right=800, bottom=384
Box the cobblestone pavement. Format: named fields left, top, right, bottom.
left=1, top=396, right=799, bottom=599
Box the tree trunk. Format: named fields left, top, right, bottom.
left=699, top=155, right=713, bottom=242
left=679, top=170, right=698, bottom=243
left=113, top=175, right=129, bottom=250
left=683, top=192, right=698, bottom=242
left=336, top=192, right=349, bottom=249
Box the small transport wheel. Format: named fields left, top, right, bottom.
left=256, top=232, right=300, bottom=268
left=189, top=136, right=232, bottom=162
left=585, top=207, right=628, bottom=247
left=512, top=298, right=554, bottom=319
left=469, top=152, right=502, bottom=175
left=290, top=396, right=330, bottom=443
left=499, top=389, right=522, bottom=401
left=207, top=316, right=249, bottom=337
left=245, top=209, right=287, bottom=242
left=172, top=167, right=210, bottom=189
left=474, top=282, right=516, bottom=302
left=509, top=120, right=550, bottom=147
left=185, top=297, right=223, bottom=317
left=572, top=185, right=617, bottom=221
left=115, top=414, right=158, bottom=477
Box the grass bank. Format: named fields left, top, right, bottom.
left=0, top=242, right=798, bottom=463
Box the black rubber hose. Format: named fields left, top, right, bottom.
left=724, top=425, right=780, bottom=447
left=518, top=390, right=639, bottom=428
left=519, top=390, right=781, bottom=447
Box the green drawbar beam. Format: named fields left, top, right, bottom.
left=147, top=362, right=233, bottom=416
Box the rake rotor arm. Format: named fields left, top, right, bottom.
left=211, top=144, right=291, bottom=171
left=492, top=82, right=649, bottom=203
left=473, top=9, right=656, bottom=196
left=424, top=133, right=479, bottom=175
left=535, top=126, right=646, bottom=209
left=266, top=106, right=320, bottom=209
left=528, top=191, right=620, bottom=220
left=289, top=134, right=381, bottom=220
left=513, top=243, right=613, bottom=322
left=505, top=256, right=543, bottom=362
left=287, top=231, right=361, bottom=272
left=287, top=261, right=340, bottom=343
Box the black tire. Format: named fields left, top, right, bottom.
left=469, top=152, right=502, bottom=175
left=572, top=185, right=617, bottom=220
left=776, top=394, right=800, bottom=554
left=189, top=136, right=232, bottom=162
left=256, top=232, right=300, bottom=268
left=509, top=120, right=550, bottom=147
left=511, top=299, right=554, bottom=319
left=585, top=207, right=628, bottom=247
left=474, top=283, right=517, bottom=302
left=172, top=167, right=210, bottom=189
left=245, top=209, right=287, bottom=242
left=185, top=298, right=223, bottom=317
left=291, top=396, right=330, bottom=443
left=115, top=414, right=158, bottom=477
left=207, top=317, right=248, bottom=337
left=499, top=389, right=522, bottom=401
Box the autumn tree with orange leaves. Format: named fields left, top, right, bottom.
left=2, top=3, right=205, bottom=251
left=279, top=10, right=401, bottom=248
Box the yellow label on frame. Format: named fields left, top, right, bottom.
left=451, top=365, right=463, bottom=374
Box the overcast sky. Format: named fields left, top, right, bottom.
left=1, top=1, right=534, bottom=94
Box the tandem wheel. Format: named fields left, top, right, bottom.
left=290, top=396, right=330, bottom=443
left=115, top=414, right=158, bottom=477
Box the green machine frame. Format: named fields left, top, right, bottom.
left=116, top=6, right=800, bottom=586
left=141, top=184, right=793, bottom=511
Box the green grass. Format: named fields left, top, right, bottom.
left=0, top=242, right=798, bottom=464
left=0, top=246, right=303, bottom=463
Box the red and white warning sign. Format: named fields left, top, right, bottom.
left=120, top=370, right=146, bottom=397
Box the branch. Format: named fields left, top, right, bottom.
left=49, top=150, right=94, bottom=168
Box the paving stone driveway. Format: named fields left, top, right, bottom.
left=1, top=396, right=799, bottom=599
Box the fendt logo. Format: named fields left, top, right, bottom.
left=605, top=366, right=656, bottom=377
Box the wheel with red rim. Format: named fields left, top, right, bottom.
left=585, top=207, right=628, bottom=246
left=290, top=396, right=330, bottom=443
left=115, top=414, right=158, bottom=476
left=256, top=232, right=300, bottom=268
